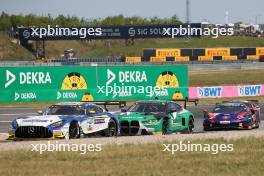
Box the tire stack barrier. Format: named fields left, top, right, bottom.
left=140, top=47, right=264, bottom=62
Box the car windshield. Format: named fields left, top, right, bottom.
left=46, top=105, right=85, bottom=115
left=128, top=103, right=166, bottom=113
left=213, top=105, right=245, bottom=114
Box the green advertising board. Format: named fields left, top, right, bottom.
left=0, top=65, right=188, bottom=102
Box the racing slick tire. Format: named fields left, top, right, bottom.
left=182, top=117, right=194, bottom=134
left=246, top=120, right=253, bottom=130
left=104, top=119, right=117, bottom=137
left=69, top=122, right=80, bottom=139
left=162, top=118, right=168, bottom=135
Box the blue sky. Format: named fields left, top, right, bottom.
left=0, top=0, right=263, bottom=24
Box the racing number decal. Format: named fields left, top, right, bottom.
left=61, top=72, right=87, bottom=90
left=156, top=71, right=179, bottom=88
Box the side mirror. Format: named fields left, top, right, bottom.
left=37, top=110, right=43, bottom=115
left=121, top=108, right=127, bottom=112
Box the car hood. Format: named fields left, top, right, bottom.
left=212, top=113, right=239, bottom=121
left=118, top=112, right=158, bottom=121
left=15, top=115, right=85, bottom=127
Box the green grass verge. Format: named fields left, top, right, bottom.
left=46, top=36, right=264, bottom=58
left=0, top=137, right=264, bottom=176
left=189, top=69, right=264, bottom=86
left=0, top=32, right=34, bottom=60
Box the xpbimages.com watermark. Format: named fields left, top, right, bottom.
left=163, top=25, right=234, bottom=38
left=22, top=25, right=102, bottom=39
left=31, top=141, right=102, bottom=154
left=163, top=141, right=234, bottom=155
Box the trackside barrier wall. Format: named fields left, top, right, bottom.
left=189, top=85, right=264, bottom=99
left=0, top=65, right=188, bottom=103
left=143, top=47, right=264, bottom=62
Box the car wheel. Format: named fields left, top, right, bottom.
left=187, top=118, right=194, bottom=134
left=162, top=118, right=168, bottom=135
left=255, top=121, right=260, bottom=128
left=182, top=118, right=194, bottom=134
left=105, top=119, right=117, bottom=137
left=69, top=122, right=80, bottom=139
left=247, top=120, right=253, bottom=130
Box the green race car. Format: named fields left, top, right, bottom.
left=117, top=100, right=195, bottom=135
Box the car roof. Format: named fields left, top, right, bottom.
left=222, top=100, right=256, bottom=104
left=56, top=102, right=96, bottom=106
left=218, top=101, right=246, bottom=107
left=136, top=100, right=173, bottom=103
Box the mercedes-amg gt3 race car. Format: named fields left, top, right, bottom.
left=203, top=100, right=261, bottom=131
left=8, top=102, right=119, bottom=140
left=117, top=99, right=196, bottom=135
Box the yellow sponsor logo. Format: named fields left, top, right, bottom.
left=256, top=48, right=264, bottom=56
left=205, top=48, right=230, bottom=56
left=156, top=71, right=179, bottom=88
left=156, top=49, right=180, bottom=57
left=198, top=56, right=213, bottom=61
left=150, top=57, right=166, bottom=62
left=82, top=93, right=94, bottom=101
left=222, top=56, right=237, bottom=61
left=247, top=55, right=259, bottom=60
left=61, top=72, right=87, bottom=90
left=175, top=56, right=189, bottom=62
left=125, top=57, right=141, bottom=63
left=172, top=91, right=184, bottom=100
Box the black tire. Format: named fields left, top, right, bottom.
left=246, top=119, right=253, bottom=130
left=105, top=119, right=117, bottom=137
left=187, top=118, right=194, bottom=134
left=69, top=122, right=80, bottom=139
left=162, top=118, right=168, bottom=135
left=255, top=121, right=260, bottom=128
left=182, top=118, right=194, bottom=134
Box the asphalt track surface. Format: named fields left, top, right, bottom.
left=1, top=104, right=264, bottom=134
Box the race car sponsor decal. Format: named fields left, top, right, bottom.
left=94, top=118, right=105, bottom=124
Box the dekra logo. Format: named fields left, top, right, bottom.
left=5, top=70, right=52, bottom=88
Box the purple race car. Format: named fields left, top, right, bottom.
left=203, top=101, right=261, bottom=131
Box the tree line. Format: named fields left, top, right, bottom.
left=0, top=12, right=181, bottom=31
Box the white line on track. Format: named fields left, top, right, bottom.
left=0, top=121, right=11, bottom=123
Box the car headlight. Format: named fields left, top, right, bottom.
left=142, top=119, right=158, bottom=125
left=11, top=120, right=18, bottom=129
left=50, top=120, right=65, bottom=128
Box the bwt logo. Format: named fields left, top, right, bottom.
left=198, top=87, right=222, bottom=98
left=239, top=85, right=261, bottom=96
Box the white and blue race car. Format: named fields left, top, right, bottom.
left=8, top=102, right=121, bottom=139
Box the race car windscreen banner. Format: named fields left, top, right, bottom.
left=0, top=65, right=188, bottom=102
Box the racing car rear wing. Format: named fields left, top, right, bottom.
left=81, top=101, right=126, bottom=111
left=172, top=98, right=199, bottom=109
